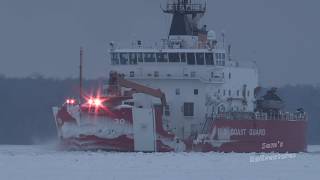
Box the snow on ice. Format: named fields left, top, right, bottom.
left=0, top=145, right=319, bottom=180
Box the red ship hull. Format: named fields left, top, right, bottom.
left=53, top=105, right=307, bottom=153
left=191, top=119, right=307, bottom=153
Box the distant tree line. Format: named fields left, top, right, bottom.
left=0, top=76, right=319, bottom=145
left=0, top=76, right=101, bottom=144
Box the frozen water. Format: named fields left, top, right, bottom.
left=0, top=145, right=319, bottom=180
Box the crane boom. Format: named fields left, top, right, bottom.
left=108, top=72, right=167, bottom=106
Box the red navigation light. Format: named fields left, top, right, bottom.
left=86, top=97, right=103, bottom=107
left=66, top=98, right=76, bottom=105
left=83, top=95, right=111, bottom=114
left=94, top=98, right=102, bottom=107
left=70, top=99, right=75, bottom=104
left=88, top=98, right=94, bottom=105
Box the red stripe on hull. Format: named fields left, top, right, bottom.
left=193, top=120, right=307, bottom=153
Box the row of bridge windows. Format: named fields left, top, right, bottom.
left=111, top=52, right=226, bottom=66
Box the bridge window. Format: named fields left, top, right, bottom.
left=129, top=53, right=137, bottom=65
left=215, top=53, right=219, bottom=60
left=184, top=102, right=194, bottom=117
left=205, top=53, right=214, bottom=65
left=169, top=53, right=180, bottom=63
left=196, top=53, right=205, bottom=65
left=180, top=53, right=186, bottom=63
left=111, top=53, right=119, bottom=65
left=144, top=53, right=155, bottom=62
left=156, top=53, right=168, bottom=62
left=187, top=53, right=195, bottom=65
left=120, top=53, right=129, bottom=65
left=222, top=53, right=226, bottom=60
left=137, top=53, right=143, bottom=63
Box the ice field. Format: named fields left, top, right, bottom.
left=0, top=145, right=319, bottom=180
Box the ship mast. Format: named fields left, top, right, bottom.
left=79, top=47, right=83, bottom=104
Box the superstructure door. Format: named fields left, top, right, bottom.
left=132, top=108, right=156, bottom=152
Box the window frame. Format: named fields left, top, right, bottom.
left=156, top=52, right=168, bottom=63
left=180, top=53, right=186, bottom=63
left=120, top=53, right=129, bottom=65
left=205, top=53, right=214, bottom=65
left=129, top=53, right=137, bottom=65
left=187, top=53, right=196, bottom=65
left=129, top=71, right=135, bottom=77
left=169, top=53, right=180, bottom=63
left=194, top=89, right=199, bottom=95
left=154, top=71, right=159, bottom=77
left=176, top=88, right=181, bottom=95
left=144, top=53, right=156, bottom=63
left=196, top=53, right=205, bottom=65
left=137, top=53, right=143, bottom=63
left=184, top=102, right=194, bottom=117
left=111, top=52, right=119, bottom=65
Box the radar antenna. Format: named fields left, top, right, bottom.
left=162, top=0, right=206, bottom=14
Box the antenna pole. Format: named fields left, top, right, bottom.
left=79, top=47, right=83, bottom=104
left=222, top=32, right=225, bottom=48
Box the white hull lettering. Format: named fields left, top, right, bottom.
left=229, top=128, right=266, bottom=136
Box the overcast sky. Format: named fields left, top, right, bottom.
left=0, top=0, right=319, bottom=86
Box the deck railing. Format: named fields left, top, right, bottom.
left=164, top=3, right=206, bottom=14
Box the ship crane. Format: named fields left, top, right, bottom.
left=108, top=72, right=167, bottom=107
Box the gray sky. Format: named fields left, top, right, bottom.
left=0, top=0, right=319, bottom=86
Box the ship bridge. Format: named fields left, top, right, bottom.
left=110, top=48, right=227, bottom=67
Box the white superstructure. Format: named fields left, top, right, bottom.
left=105, top=0, right=258, bottom=138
